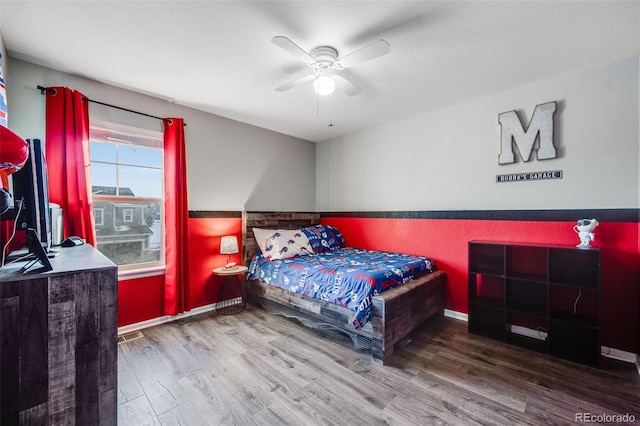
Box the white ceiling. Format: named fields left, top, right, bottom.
left=1, top=1, right=639, bottom=142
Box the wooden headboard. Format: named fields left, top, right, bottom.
left=242, top=211, right=320, bottom=266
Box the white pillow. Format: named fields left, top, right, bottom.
left=263, top=229, right=313, bottom=260
left=253, top=227, right=277, bottom=256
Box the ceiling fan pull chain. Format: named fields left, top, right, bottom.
left=328, top=93, right=334, bottom=128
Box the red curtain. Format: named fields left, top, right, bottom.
left=45, top=87, right=96, bottom=246
left=163, top=118, right=190, bottom=315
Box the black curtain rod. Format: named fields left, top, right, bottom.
left=37, top=85, right=186, bottom=126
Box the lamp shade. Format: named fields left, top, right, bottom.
left=220, top=235, right=239, bottom=255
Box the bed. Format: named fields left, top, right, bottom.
left=242, top=212, right=447, bottom=365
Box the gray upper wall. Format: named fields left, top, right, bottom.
left=316, top=57, right=640, bottom=212
left=5, top=59, right=316, bottom=212
left=5, top=52, right=639, bottom=214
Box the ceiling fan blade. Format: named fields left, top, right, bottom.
left=271, top=36, right=316, bottom=65
left=337, top=39, right=390, bottom=69
left=333, top=73, right=361, bottom=96
left=275, top=72, right=317, bottom=92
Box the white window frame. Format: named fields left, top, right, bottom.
left=122, top=208, right=134, bottom=223
left=94, top=208, right=105, bottom=226
left=89, top=120, right=165, bottom=278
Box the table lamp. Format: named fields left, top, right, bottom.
left=220, top=235, right=239, bottom=268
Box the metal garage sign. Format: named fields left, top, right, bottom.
left=496, top=169, right=563, bottom=183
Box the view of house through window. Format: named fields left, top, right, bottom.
left=89, top=121, right=164, bottom=271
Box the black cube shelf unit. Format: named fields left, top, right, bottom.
left=468, top=240, right=601, bottom=367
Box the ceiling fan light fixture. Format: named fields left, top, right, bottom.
left=313, top=75, right=335, bottom=96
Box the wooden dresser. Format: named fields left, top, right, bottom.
left=0, top=244, right=118, bottom=424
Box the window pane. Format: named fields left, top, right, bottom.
left=94, top=200, right=162, bottom=266
left=90, top=163, right=117, bottom=193
left=118, top=145, right=163, bottom=168
left=94, top=208, right=104, bottom=226
left=118, top=165, right=163, bottom=198
left=90, top=141, right=117, bottom=162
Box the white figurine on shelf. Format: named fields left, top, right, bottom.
left=573, top=219, right=599, bottom=248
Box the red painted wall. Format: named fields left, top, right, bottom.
left=115, top=213, right=639, bottom=354
left=118, top=275, right=164, bottom=326
left=117, top=216, right=243, bottom=327
left=187, top=217, right=243, bottom=309
left=321, top=216, right=640, bottom=353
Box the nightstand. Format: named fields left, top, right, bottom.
left=213, top=265, right=248, bottom=314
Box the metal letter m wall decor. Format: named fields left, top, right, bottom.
left=498, top=101, right=557, bottom=165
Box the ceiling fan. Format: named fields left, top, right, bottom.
left=271, top=36, right=391, bottom=97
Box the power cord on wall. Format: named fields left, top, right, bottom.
left=573, top=288, right=582, bottom=315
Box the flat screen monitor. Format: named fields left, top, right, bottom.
left=11, top=138, right=52, bottom=252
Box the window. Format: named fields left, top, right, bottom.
left=123, top=209, right=133, bottom=223
left=94, top=208, right=104, bottom=226
left=89, top=120, right=164, bottom=273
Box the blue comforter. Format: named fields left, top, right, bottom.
left=247, top=248, right=436, bottom=329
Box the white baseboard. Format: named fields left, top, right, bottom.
left=444, top=309, right=468, bottom=321
left=117, top=302, right=217, bottom=336
left=601, top=346, right=638, bottom=363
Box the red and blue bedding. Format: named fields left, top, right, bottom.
left=247, top=247, right=437, bottom=329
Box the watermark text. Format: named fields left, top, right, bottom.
left=575, top=413, right=636, bottom=423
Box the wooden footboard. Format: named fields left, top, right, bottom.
left=245, top=270, right=446, bottom=365
left=371, top=270, right=447, bottom=362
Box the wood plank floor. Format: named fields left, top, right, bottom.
left=117, top=305, right=640, bottom=425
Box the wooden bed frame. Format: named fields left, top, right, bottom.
left=242, top=212, right=447, bottom=365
